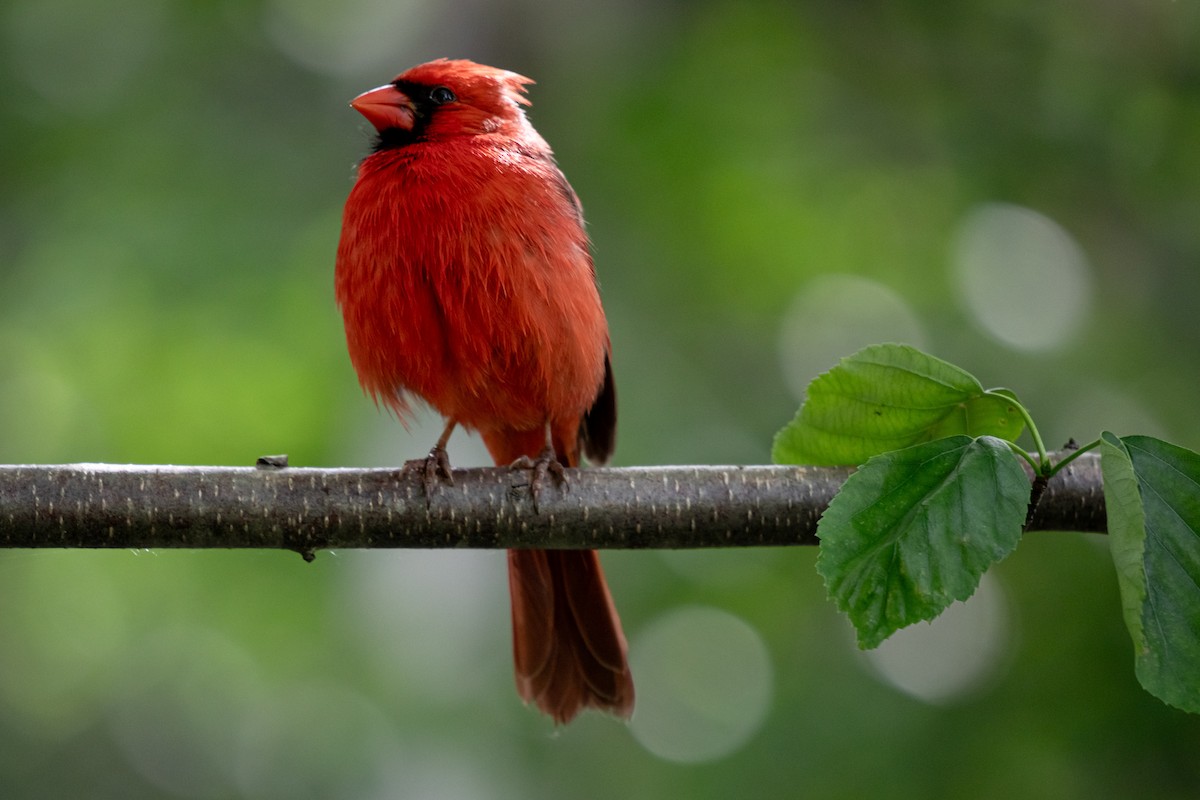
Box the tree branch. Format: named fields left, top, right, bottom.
left=0, top=453, right=1104, bottom=554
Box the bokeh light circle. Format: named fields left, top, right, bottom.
left=860, top=573, right=1012, bottom=705
left=629, top=606, right=772, bottom=763
left=951, top=202, right=1093, bottom=351
left=778, top=274, right=925, bottom=401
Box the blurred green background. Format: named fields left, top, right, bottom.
left=2, top=0, right=1200, bottom=797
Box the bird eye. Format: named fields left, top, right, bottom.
left=429, top=86, right=456, bottom=105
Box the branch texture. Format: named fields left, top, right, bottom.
left=0, top=454, right=1104, bottom=553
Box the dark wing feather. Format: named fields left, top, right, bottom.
left=580, top=352, right=616, bottom=465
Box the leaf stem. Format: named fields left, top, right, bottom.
left=1006, top=441, right=1040, bottom=473
left=990, top=389, right=1049, bottom=473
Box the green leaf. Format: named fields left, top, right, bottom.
left=772, top=344, right=1025, bottom=466
left=1100, top=433, right=1200, bottom=713
left=816, top=435, right=1029, bottom=648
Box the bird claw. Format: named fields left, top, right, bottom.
left=511, top=447, right=567, bottom=511
left=402, top=445, right=454, bottom=501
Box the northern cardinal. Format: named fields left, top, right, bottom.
left=335, top=59, right=633, bottom=723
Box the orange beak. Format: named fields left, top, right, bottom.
left=350, top=84, right=416, bottom=133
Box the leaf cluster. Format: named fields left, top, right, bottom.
left=773, top=344, right=1200, bottom=713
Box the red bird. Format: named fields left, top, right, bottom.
left=335, top=59, right=633, bottom=723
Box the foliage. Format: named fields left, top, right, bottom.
left=1101, top=434, right=1200, bottom=713
left=771, top=343, right=1025, bottom=466
left=775, top=344, right=1200, bottom=713
left=816, top=434, right=1027, bottom=647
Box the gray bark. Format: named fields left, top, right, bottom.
left=0, top=453, right=1104, bottom=557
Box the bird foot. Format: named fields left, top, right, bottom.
left=402, top=445, right=454, bottom=500
left=510, top=446, right=567, bottom=511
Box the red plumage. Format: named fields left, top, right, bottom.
left=335, top=59, right=633, bottom=723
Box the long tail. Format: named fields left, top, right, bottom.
left=483, top=425, right=634, bottom=724
left=508, top=549, right=634, bottom=723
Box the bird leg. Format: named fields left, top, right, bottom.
left=510, top=423, right=566, bottom=510
left=402, top=419, right=456, bottom=496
